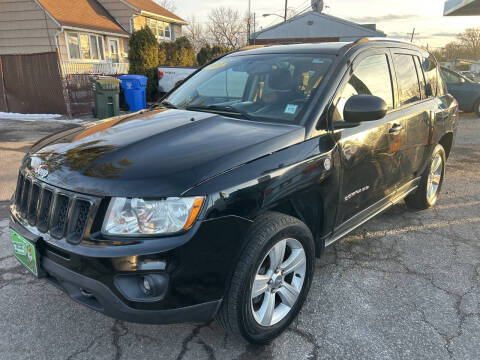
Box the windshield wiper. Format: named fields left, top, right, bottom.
left=185, top=105, right=253, bottom=120
left=150, top=100, right=178, bottom=110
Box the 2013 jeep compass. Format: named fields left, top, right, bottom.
left=9, top=39, right=458, bottom=343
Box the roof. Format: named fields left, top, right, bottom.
left=233, top=42, right=351, bottom=56
left=123, top=0, right=187, bottom=23
left=444, top=0, right=480, bottom=16
left=252, top=11, right=385, bottom=40
left=232, top=39, right=428, bottom=57
left=37, top=0, right=128, bottom=36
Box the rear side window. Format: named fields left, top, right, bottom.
left=393, top=54, right=421, bottom=105
left=332, top=54, right=394, bottom=121
left=437, top=68, right=448, bottom=96
left=421, top=55, right=438, bottom=97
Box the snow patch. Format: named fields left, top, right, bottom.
left=0, top=112, right=86, bottom=124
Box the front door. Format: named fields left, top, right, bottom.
left=331, top=50, right=403, bottom=226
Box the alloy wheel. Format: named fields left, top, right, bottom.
left=427, top=153, right=443, bottom=203
left=250, top=238, right=306, bottom=326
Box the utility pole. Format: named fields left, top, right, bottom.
left=247, top=0, right=251, bottom=44
left=253, top=13, right=257, bottom=45
left=407, top=28, right=419, bottom=42
left=284, top=0, right=288, bottom=21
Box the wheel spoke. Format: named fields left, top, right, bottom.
left=251, top=274, right=270, bottom=299
left=432, top=156, right=441, bottom=173
left=277, top=282, right=299, bottom=308
left=431, top=174, right=441, bottom=185
left=269, top=240, right=286, bottom=270
left=258, top=291, right=276, bottom=326
left=280, top=249, right=306, bottom=275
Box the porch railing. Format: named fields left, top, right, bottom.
left=62, top=61, right=130, bottom=75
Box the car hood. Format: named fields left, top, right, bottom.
left=25, top=109, right=305, bottom=197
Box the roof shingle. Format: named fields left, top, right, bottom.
left=38, top=0, right=128, bottom=35
left=124, top=0, right=186, bottom=23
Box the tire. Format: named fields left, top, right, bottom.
left=217, top=212, right=315, bottom=344
left=405, top=144, right=446, bottom=210
left=474, top=98, right=480, bottom=117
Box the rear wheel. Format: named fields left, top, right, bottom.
left=405, top=144, right=446, bottom=210
left=217, top=212, right=315, bottom=344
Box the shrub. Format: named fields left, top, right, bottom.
left=128, top=27, right=159, bottom=101
left=158, top=37, right=196, bottom=67
left=196, top=44, right=233, bottom=66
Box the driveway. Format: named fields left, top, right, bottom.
left=0, top=115, right=479, bottom=359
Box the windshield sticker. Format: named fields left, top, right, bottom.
left=312, top=58, right=325, bottom=64
left=205, top=61, right=227, bottom=70
left=284, top=104, right=298, bottom=114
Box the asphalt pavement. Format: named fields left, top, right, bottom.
left=0, top=114, right=479, bottom=359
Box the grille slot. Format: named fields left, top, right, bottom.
left=13, top=173, right=96, bottom=243
left=67, top=200, right=91, bottom=244
left=37, top=189, right=53, bottom=233
left=50, top=194, right=70, bottom=239
left=27, top=183, right=41, bottom=225
left=19, top=178, right=31, bottom=216
left=15, top=173, right=24, bottom=206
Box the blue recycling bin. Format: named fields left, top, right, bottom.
left=119, top=75, right=148, bottom=112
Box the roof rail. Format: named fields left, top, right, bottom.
left=350, top=37, right=429, bottom=51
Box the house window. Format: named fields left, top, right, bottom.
left=66, top=32, right=81, bottom=59
left=66, top=32, right=105, bottom=61
left=146, top=18, right=172, bottom=41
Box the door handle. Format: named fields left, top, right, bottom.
left=389, top=123, right=403, bottom=134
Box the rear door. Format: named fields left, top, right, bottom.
left=391, top=51, right=431, bottom=187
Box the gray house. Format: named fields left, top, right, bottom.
left=251, top=11, right=385, bottom=45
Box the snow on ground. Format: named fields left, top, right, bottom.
left=0, top=112, right=86, bottom=123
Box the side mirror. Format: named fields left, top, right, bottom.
left=343, top=95, right=388, bottom=123
left=459, top=77, right=466, bottom=84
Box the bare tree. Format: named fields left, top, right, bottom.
left=457, top=27, right=480, bottom=60
left=185, top=16, right=208, bottom=53
left=207, top=7, right=247, bottom=48
left=154, top=0, right=177, bottom=12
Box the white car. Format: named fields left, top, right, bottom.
left=158, top=67, right=196, bottom=94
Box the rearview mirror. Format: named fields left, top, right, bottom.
left=343, top=95, right=388, bottom=123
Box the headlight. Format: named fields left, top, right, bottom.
left=102, top=197, right=205, bottom=236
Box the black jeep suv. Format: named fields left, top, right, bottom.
left=9, top=39, right=458, bottom=343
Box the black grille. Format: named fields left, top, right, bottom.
left=27, top=183, right=41, bottom=225
left=50, top=194, right=69, bottom=239
left=14, top=173, right=94, bottom=243
left=19, top=178, right=31, bottom=216
left=67, top=200, right=91, bottom=244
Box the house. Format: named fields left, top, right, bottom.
left=97, top=0, right=187, bottom=42
left=444, top=0, right=480, bottom=15
left=0, top=0, right=186, bottom=115
left=250, top=11, right=385, bottom=45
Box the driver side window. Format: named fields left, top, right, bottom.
left=332, top=54, right=394, bottom=122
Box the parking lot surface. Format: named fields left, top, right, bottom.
left=0, top=115, right=479, bottom=359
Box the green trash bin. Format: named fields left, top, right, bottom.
left=90, top=76, right=121, bottom=119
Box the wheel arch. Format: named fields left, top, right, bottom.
left=439, top=132, right=454, bottom=159
left=266, top=192, right=325, bottom=258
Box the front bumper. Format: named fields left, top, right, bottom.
left=9, top=211, right=252, bottom=324
left=42, top=256, right=221, bottom=324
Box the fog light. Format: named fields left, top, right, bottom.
left=142, top=275, right=153, bottom=295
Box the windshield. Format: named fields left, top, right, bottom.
left=166, top=53, right=334, bottom=124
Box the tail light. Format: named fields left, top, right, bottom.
left=158, top=70, right=164, bottom=80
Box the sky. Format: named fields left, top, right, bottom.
left=174, top=0, right=480, bottom=49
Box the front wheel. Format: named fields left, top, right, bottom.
left=474, top=98, right=480, bottom=117
left=405, top=144, right=446, bottom=210
left=217, top=212, right=315, bottom=344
